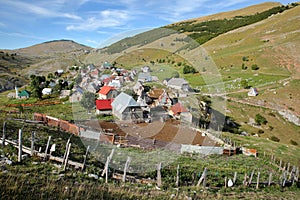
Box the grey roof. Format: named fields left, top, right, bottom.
left=75, top=86, right=84, bottom=94
left=167, top=78, right=188, bottom=87
left=138, top=72, right=152, bottom=81
left=111, top=92, right=139, bottom=113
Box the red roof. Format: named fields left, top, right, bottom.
left=95, top=99, right=113, bottom=110
left=98, top=86, right=115, bottom=95
left=170, top=102, right=188, bottom=115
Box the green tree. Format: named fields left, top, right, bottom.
left=80, top=91, right=96, bottom=112
left=30, top=75, right=45, bottom=99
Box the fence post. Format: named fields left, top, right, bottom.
left=295, top=167, right=299, bottom=182
left=157, top=162, right=162, bottom=187
left=63, top=143, right=71, bottom=171
left=176, top=164, right=180, bottom=187
left=279, top=159, right=282, bottom=169
left=31, top=131, right=35, bottom=156
left=2, top=121, right=6, bottom=146
left=18, top=129, right=22, bottom=162
left=268, top=172, right=272, bottom=186
left=248, top=170, right=254, bottom=186
left=196, top=167, right=207, bottom=187
left=82, top=145, right=90, bottom=171
left=122, top=156, right=131, bottom=183
left=256, top=171, right=260, bottom=189
left=62, top=138, right=71, bottom=167
left=233, top=171, right=237, bottom=185
left=102, top=149, right=115, bottom=177
left=102, top=149, right=115, bottom=184
left=243, top=173, right=248, bottom=186
left=44, top=136, right=51, bottom=160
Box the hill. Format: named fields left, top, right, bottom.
left=0, top=40, right=92, bottom=92
left=175, top=2, right=282, bottom=24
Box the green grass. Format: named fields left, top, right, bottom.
left=224, top=100, right=300, bottom=156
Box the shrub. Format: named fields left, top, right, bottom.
left=258, top=129, right=264, bottom=134
left=255, top=114, right=267, bottom=125
left=251, top=64, right=259, bottom=70
left=241, top=63, right=247, bottom=70
left=241, top=79, right=249, bottom=89
left=183, top=65, right=196, bottom=74
left=242, top=56, right=249, bottom=62
left=290, top=140, right=298, bottom=146
left=270, top=136, right=280, bottom=142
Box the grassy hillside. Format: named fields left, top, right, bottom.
left=166, top=4, right=298, bottom=46
left=0, top=40, right=91, bottom=92
left=177, top=2, right=282, bottom=24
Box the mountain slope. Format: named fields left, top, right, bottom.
left=0, top=40, right=92, bottom=92
left=176, top=2, right=282, bottom=24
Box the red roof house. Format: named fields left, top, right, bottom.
left=95, top=99, right=113, bottom=115
left=169, top=102, right=188, bottom=119
left=98, top=86, right=118, bottom=99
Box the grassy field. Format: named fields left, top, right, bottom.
left=224, top=99, right=300, bottom=147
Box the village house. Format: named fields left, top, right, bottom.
left=59, top=90, right=71, bottom=99
left=9, top=86, right=30, bottom=99
left=165, top=78, right=190, bottom=92
left=42, top=88, right=52, bottom=95
left=148, top=88, right=172, bottom=107
left=70, top=86, right=84, bottom=102
left=90, top=68, right=100, bottom=78
left=98, top=86, right=118, bottom=99
left=57, top=69, right=64, bottom=75
left=111, top=92, right=143, bottom=121
left=137, top=72, right=152, bottom=82
left=141, top=66, right=151, bottom=73
left=95, top=99, right=113, bottom=115
left=133, top=81, right=144, bottom=96
left=102, top=61, right=112, bottom=69
left=248, top=87, right=259, bottom=96
left=169, top=102, right=189, bottom=119
left=108, top=79, right=122, bottom=88
left=150, top=106, right=168, bottom=121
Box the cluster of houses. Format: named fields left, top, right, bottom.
left=68, top=63, right=198, bottom=123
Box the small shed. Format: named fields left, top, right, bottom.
left=248, top=87, right=259, bottom=96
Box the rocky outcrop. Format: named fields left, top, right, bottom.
left=278, top=110, right=300, bottom=126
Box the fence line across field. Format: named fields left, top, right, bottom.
left=0, top=121, right=299, bottom=189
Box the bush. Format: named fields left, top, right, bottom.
left=258, top=129, right=264, bottom=134
left=290, top=140, right=298, bottom=146
left=251, top=64, right=259, bottom=70
left=241, top=63, right=247, bottom=70
left=241, top=79, right=249, bottom=89
left=270, top=136, right=280, bottom=142
left=255, top=114, right=267, bottom=125
left=183, top=65, right=196, bottom=74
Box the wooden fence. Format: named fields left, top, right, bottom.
left=1, top=121, right=299, bottom=190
